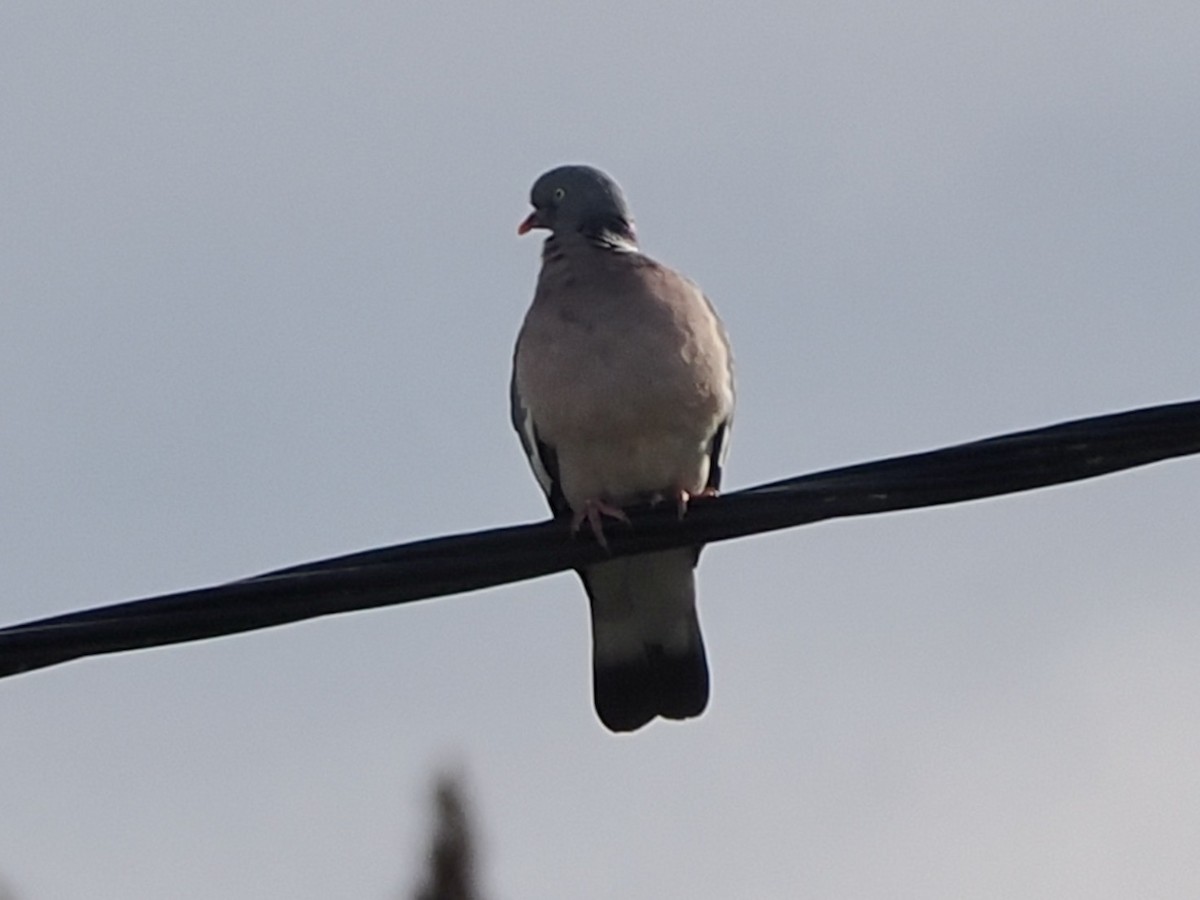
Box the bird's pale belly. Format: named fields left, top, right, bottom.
left=552, top=419, right=713, bottom=510
left=518, top=313, right=725, bottom=509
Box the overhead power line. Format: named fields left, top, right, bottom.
left=1, top=398, right=1197, bottom=679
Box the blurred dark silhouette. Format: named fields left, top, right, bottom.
left=412, top=772, right=482, bottom=900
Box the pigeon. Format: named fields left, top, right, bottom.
left=510, top=164, right=734, bottom=732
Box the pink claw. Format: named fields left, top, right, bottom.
left=650, top=486, right=722, bottom=519
left=570, top=499, right=629, bottom=549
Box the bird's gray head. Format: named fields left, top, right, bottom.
left=518, top=165, right=637, bottom=247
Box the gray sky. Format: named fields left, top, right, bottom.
left=3, top=3, right=1200, bottom=897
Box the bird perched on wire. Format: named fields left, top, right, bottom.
left=510, top=164, right=735, bottom=732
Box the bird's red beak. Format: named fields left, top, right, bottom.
left=517, top=210, right=542, bottom=235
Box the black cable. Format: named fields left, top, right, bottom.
left=2, top=398, right=1197, bottom=679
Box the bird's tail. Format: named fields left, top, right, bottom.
left=580, top=548, right=709, bottom=732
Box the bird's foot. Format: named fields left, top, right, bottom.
left=650, top=486, right=721, bottom=519
left=570, top=499, right=629, bottom=549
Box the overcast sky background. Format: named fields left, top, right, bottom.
left=3, top=3, right=1199, bottom=898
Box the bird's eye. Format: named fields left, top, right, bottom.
left=552, top=187, right=566, bottom=203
